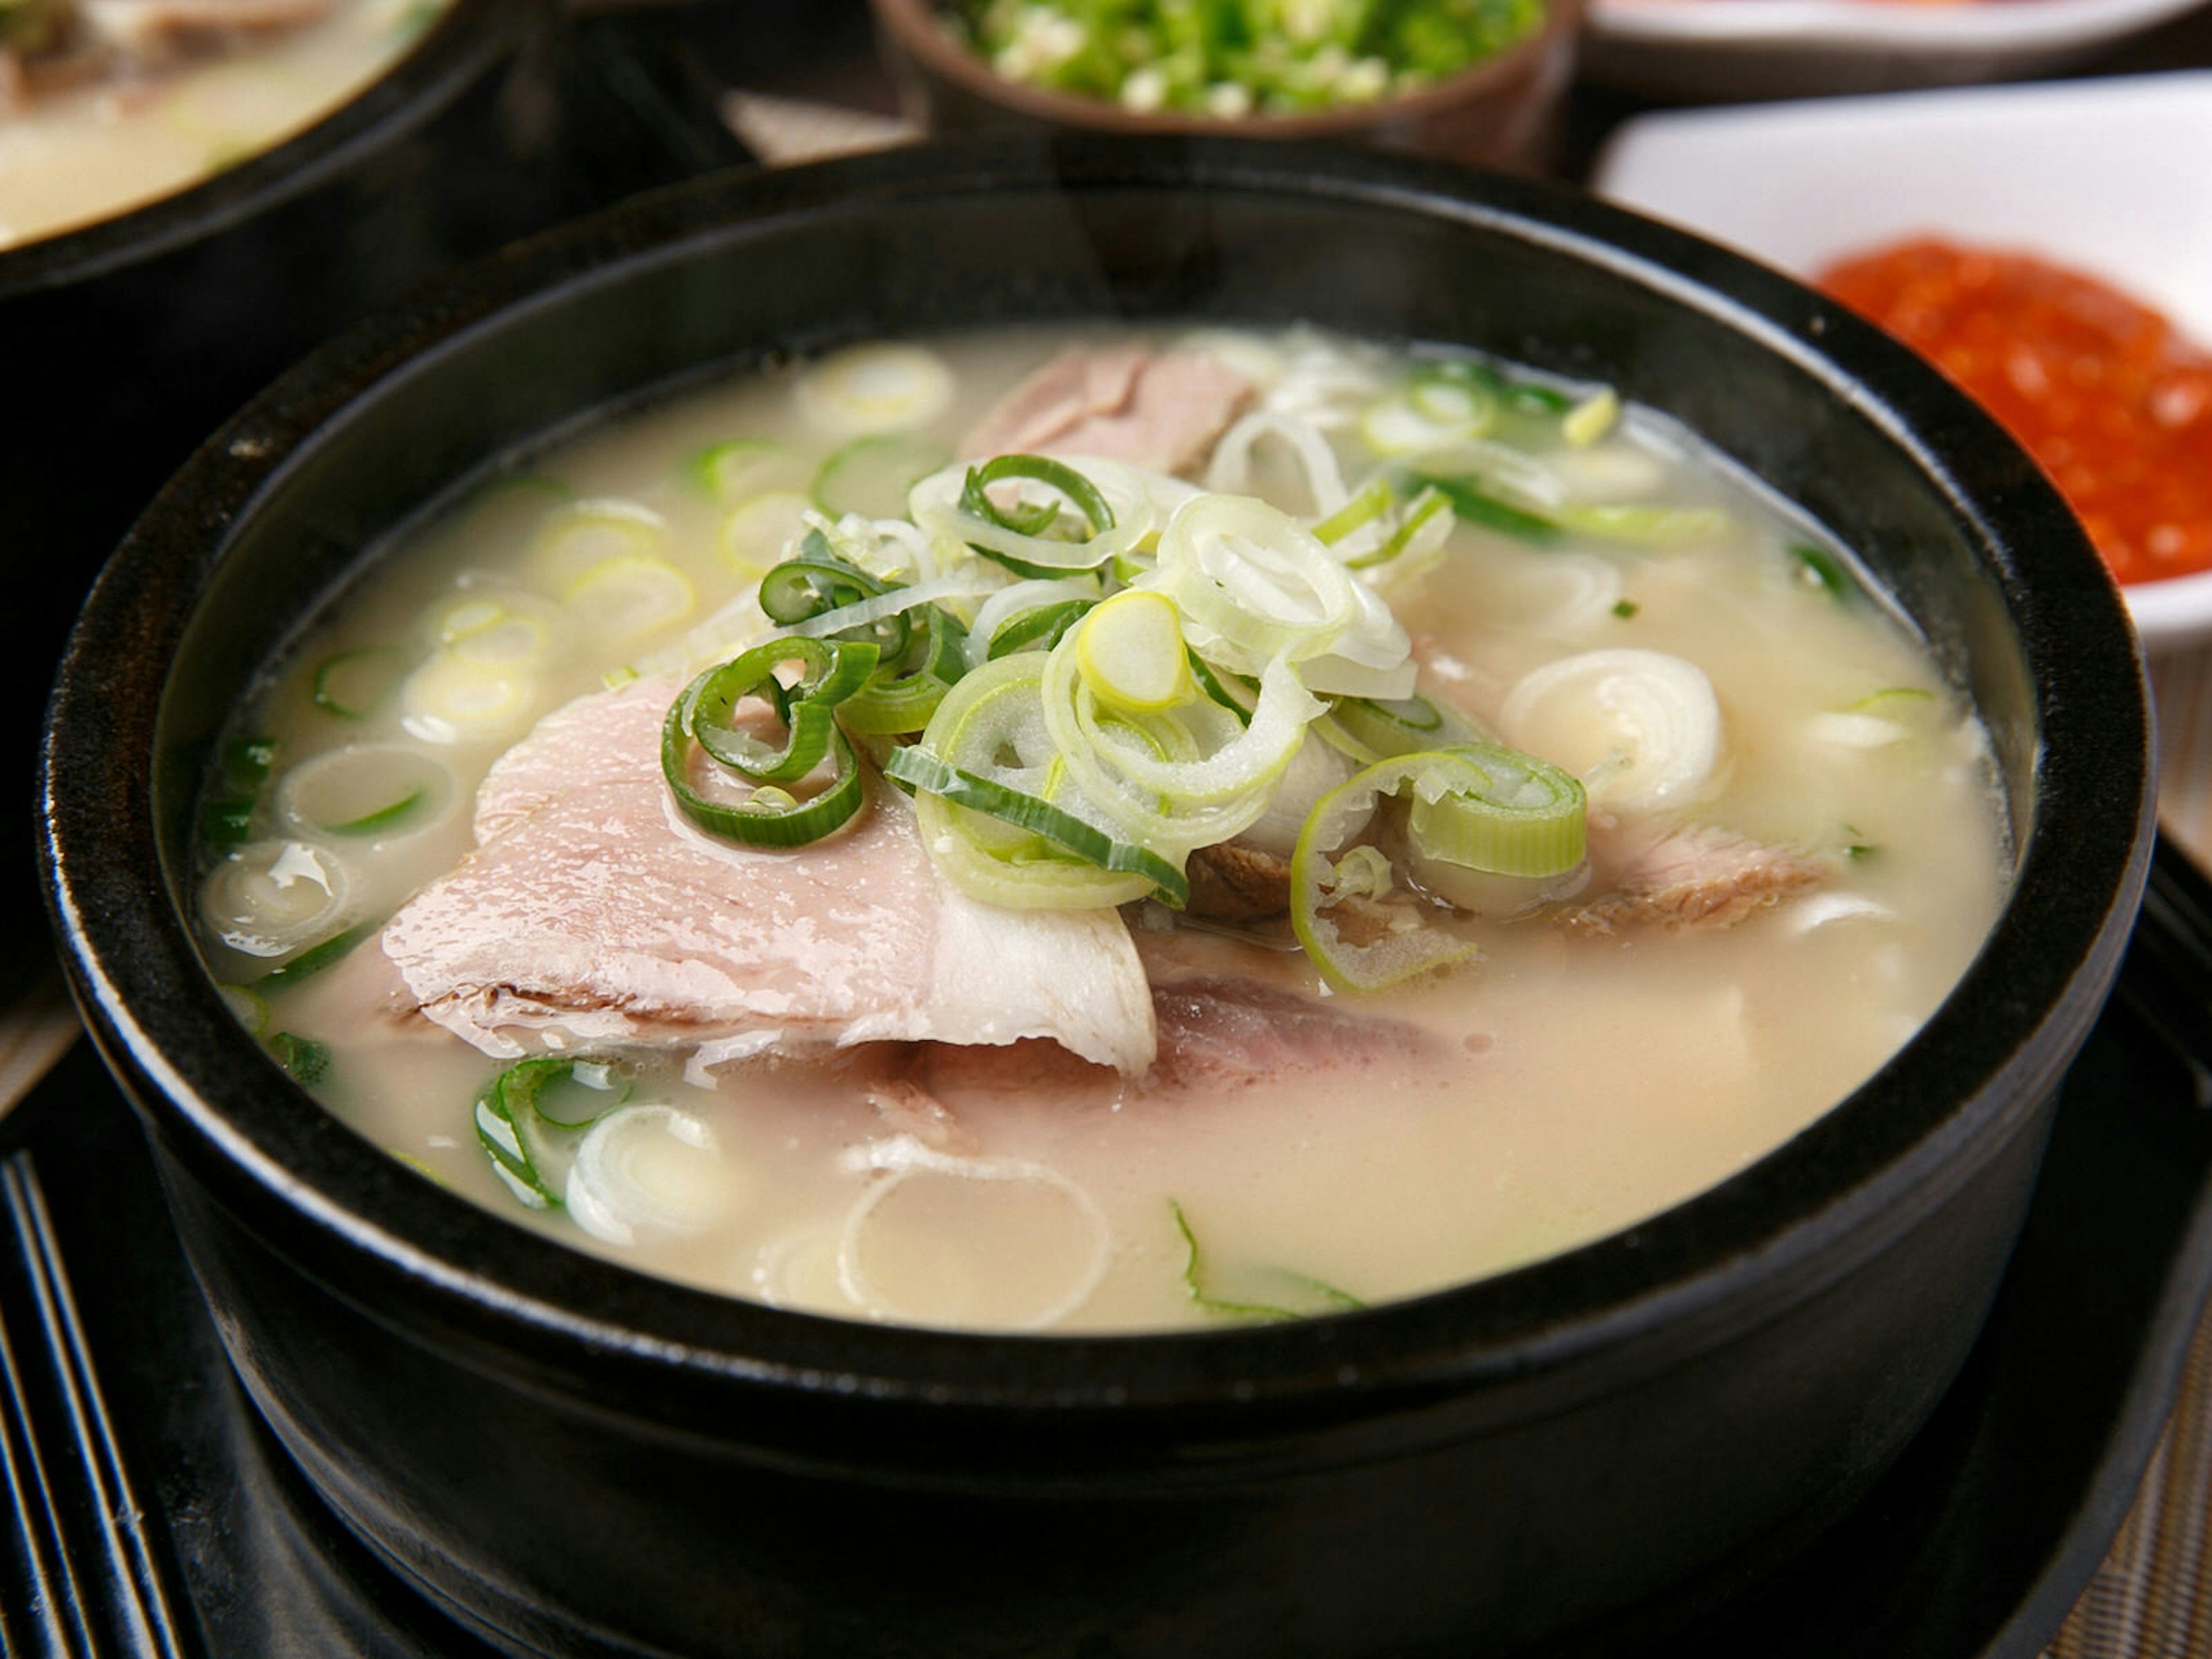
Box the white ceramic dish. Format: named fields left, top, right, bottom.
left=1593, top=73, right=2212, bottom=653
left=1582, top=0, right=2210, bottom=102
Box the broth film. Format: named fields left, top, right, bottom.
left=189, top=325, right=2005, bottom=1332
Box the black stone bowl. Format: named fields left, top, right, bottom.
left=39, top=140, right=2154, bottom=1658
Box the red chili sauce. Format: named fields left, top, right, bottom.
left=1819, top=238, right=2212, bottom=585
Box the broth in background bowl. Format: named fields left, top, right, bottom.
left=0, top=0, right=450, bottom=250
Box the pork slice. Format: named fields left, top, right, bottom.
left=912, top=931, right=1440, bottom=1103
left=379, top=675, right=1157, bottom=1076
left=1563, top=824, right=1825, bottom=937
left=1147, top=975, right=1439, bottom=1091
left=960, top=346, right=1254, bottom=477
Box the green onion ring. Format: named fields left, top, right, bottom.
left=681, top=639, right=880, bottom=783
left=882, top=745, right=1188, bottom=908
left=960, top=454, right=1116, bottom=540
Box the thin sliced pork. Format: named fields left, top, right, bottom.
left=960, top=345, right=1254, bottom=477
left=1565, top=823, right=1825, bottom=936
left=378, top=675, right=1157, bottom=1076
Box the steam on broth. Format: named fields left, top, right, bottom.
left=0, top=0, right=446, bottom=249
left=194, top=326, right=2005, bottom=1334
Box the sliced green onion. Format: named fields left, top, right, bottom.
left=200, top=796, right=256, bottom=849
left=1169, top=1199, right=1363, bottom=1323
left=277, top=745, right=454, bottom=843
left=1325, top=692, right=1485, bottom=763
left=1344, top=486, right=1452, bottom=572
left=397, top=656, right=538, bottom=746
left=985, top=598, right=1093, bottom=660
left=662, top=682, right=868, bottom=848
left=219, top=735, right=276, bottom=792
left=720, top=490, right=815, bottom=574
left=1290, top=751, right=1493, bottom=993
left=532, top=497, right=665, bottom=590
left=1421, top=475, right=1562, bottom=545
left=475, top=1071, right=558, bottom=1210
left=247, top=922, right=374, bottom=994
left=963, top=454, right=1115, bottom=539
left=1562, top=388, right=1620, bottom=448
left=219, top=983, right=269, bottom=1036
left=884, top=747, right=1187, bottom=907
left=561, top=555, right=695, bottom=646
left=688, top=438, right=808, bottom=505
left=840, top=606, right=969, bottom=736
left=1310, top=478, right=1395, bottom=547
left=1404, top=741, right=1585, bottom=880
left=331, top=789, right=423, bottom=836
left=813, top=433, right=952, bottom=521
left=1551, top=503, right=1729, bottom=547
left=1790, top=542, right=1855, bottom=601
left=1074, top=590, right=1194, bottom=714
left=680, top=639, right=880, bottom=784
left=496, top=1055, right=632, bottom=1131
left=782, top=571, right=999, bottom=645
left=268, top=1032, right=330, bottom=1086
left=310, top=649, right=403, bottom=719
left=1612, top=599, right=1639, bottom=620
left=911, top=456, right=1151, bottom=578
left=1187, top=652, right=1255, bottom=726
left=795, top=342, right=954, bottom=435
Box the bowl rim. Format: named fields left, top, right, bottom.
left=41, top=136, right=2154, bottom=1431
left=866, top=0, right=1580, bottom=137
left=0, top=0, right=522, bottom=300
left=1585, top=0, right=2209, bottom=55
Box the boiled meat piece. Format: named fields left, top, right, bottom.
left=1146, top=974, right=1440, bottom=1091
left=960, top=344, right=1254, bottom=477
left=378, top=675, right=1157, bottom=1077
left=1565, top=823, right=1825, bottom=936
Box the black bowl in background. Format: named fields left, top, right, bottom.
left=3, top=0, right=753, bottom=994
left=40, top=140, right=2153, bottom=1658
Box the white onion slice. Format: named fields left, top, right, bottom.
left=835, top=1135, right=1109, bottom=1331
left=1205, top=411, right=1350, bottom=517
left=199, top=839, right=353, bottom=959
left=399, top=655, right=539, bottom=745
left=719, top=490, right=814, bottom=574
left=565, top=1105, right=731, bottom=1248
left=562, top=556, right=695, bottom=647
left=275, top=745, right=456, bottom=847
left=796, top=343, right=954, bottom=435
left=531, top=497, right=665, bottom=589
left=1237, top=730, right=1359, bottom=857
left=1497, top=553, right=1624, bottom=640
left=1499, top=649, right=1723, bottom=812
left=908, top=456, right=1154, bottom=574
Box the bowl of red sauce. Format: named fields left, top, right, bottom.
left=1593, top=73, right=2212, bottom=654
left=1817, top=240, right=2212, bottom=641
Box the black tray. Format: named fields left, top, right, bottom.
left=5, top=836, right=2210, bottom=1659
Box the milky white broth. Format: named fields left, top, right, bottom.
left=195, top=326, right=2005, bottom=1334
left=0, top=1, right=445, bottom=250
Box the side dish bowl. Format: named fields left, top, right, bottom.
left=41, top=139, right=2152, bottom=1658
left=1592, top=73, right=2212, bottom=656
left=868, top=0, right=1581, bottom=165
left=1581, top=0, right=2212, bottom=101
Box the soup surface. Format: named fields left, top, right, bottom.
left=194, top=325, right=2005, bottom=1332
left=0, top=0, right=445, bottom=249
